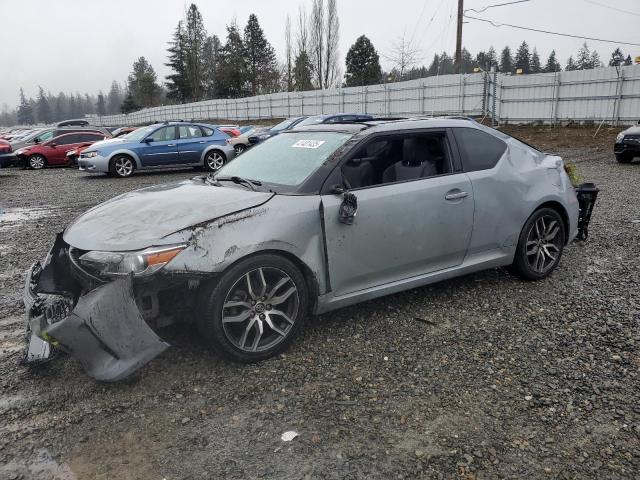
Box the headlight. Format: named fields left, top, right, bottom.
left=78, top=244, right=187, bottom=278
left=616, top=133, right=625, bottom=142
left=258, top=134, right=271, bottom=140
left=82, top=151, right=98, bottom=158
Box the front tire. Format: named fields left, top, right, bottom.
left=511, top=208, right=565, bottom=281
left=28, top=154, right=46, bottom=170
left=234, top=144, right=246, bottom=155
left=196, top=254, right=309, bottom=362
left=615, top=153, right=633, bottom=164
left=204, top=150, right=226, bottom=172
left=109, top=155, right=135, bottom=178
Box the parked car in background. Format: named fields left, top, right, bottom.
left=57, top=119, right=90, bottom=127
left=228, top=127, right=269, bottom=155
left=77, top=121, right=235, bottom=178
left=220, top=126, right=241, bottom=137
left=295, top=113, right=374, bottom=128
left=15, top=131, right=110, bottom=169
left=614, top=123, right=640, bottom=163
left=22, top=118, right=592, bottom=380
left=248, top=116, right=308, bottom=145
left=112, top=126, right=137, bottom=138
left=0, top=139, right=15, bottom=167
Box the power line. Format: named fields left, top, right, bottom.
left=464, top=0, right=531, bottom=14
left=464, top=14, right=640, bottom=46
left=582, top=0, right=640, bottom=18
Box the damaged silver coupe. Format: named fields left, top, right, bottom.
left=23, top=118, right=596, bottom=381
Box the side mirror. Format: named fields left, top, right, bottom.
left=49, top=142, right=57, bottom=147
left=33, top=138, right=41, bottom=144
left=338, top=192, right=358, bottom=225
left=143, top=137, right=153, bottom=143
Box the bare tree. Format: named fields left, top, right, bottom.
left=310, top=0, right=325, bottom=89
left=323, top=0, right=340, bottom=88
left=296, top=4, right=309, bottom=57
left=285, top=15, right=293, bottom=91
left=385, top=32, right=420, bottom=81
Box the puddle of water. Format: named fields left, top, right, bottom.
left=0, top=206, right=50, bottom=231
left=0, top=449, right=77, bottom=480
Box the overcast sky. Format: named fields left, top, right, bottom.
left=1, top=0, right=638, bottom=109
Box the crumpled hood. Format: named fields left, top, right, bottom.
left=64, top=178, right=274, bottom=251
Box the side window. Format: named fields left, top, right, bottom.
left=179, top=125, right=205, bottom=139
left=340, top=132, right=452, bottom=189
left=36, top=131, right=55, bottom=142
left=201, top=126, right=214, bottom=136
left=77, top=133, right=104, bottom=142
left=453, top=127, right=507, bottom=172
left=149, top=126, right=177, bottom=142
left=55, top=135, right=79, bottom=145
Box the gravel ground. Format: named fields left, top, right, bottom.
left=0, top=126, right=638, bottom=480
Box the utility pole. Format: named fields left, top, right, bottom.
left=455, top=0, right=464, bottom=74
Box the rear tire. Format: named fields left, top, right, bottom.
left=615, top=153, right=633, bottom=164
left=510, top=207, right=565, bottom=281
left=234, top=144, right=246, bottom=155
left=28, top=154, right=46, bottom=170
left=203, top=150, right=226, bottom=172
left=109, top=155, right=135, bottom=178
left=196, top=254, right=309, bottom=363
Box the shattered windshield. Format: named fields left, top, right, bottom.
left=215, top=131, right=351, bottom=190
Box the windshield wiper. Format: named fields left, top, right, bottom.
left=211, top=176, right=262, bottom=191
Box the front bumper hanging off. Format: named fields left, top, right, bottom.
left=575, top=182, right=599, bottom=241
left=22, top=234, right=169, bottom=381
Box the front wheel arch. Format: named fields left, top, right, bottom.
left=202, top=149, right=227, bottom=171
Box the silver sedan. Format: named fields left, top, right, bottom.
left=24, top=118, right=585, bottom=381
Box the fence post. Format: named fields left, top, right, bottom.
left=287, top=92, right=291, bottom=117
left=551, top=72, right=562, bottom=127
left=301, top=92, right=304, bottom=116
left=613, top=70, right=624, bottom=126
left=421, top=83, right=427, bottom=115
left=320, top=90, right=324, bottom=114
left=492, top=70, right=498, bottom=126
left=269, top=95, right=273, bottom=118
left=460, top=75, right=466, bottom=115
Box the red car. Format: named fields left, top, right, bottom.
left=15, top=131, right=109, bottom=170
left=220, top=126, right=241, bottom=137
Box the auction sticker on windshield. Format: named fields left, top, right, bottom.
left=292, top=139, right=325, bottom=149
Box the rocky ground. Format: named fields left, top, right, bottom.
left=0, top=126, right=638, bottom=480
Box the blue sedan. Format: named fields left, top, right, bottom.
left=78, top=122, right=236, bottom=178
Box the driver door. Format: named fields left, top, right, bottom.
left=140, top=126, right=179, bottom=167
left=320, top=130, right=475, bottom=297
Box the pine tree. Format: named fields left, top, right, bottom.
left=128, top=56, right=161, bottom=108
left=461, top=48, right=475, bottom=73
left=120, top=93, right=139, bottom=114
left=576, top=42, right=593, bottom=70
left=565, top=56, right=577, bottom=71
left=36, top=86, right=52, bottom=124
left=344, top=35, right=382, bottom=87
left=514, top=41, right=531, bottom=74
left=53, top=92, right=67, bottom=121
left=486, top=46, right=498, bottom=70
left=183, top=3, right=208, bottom=100
left=590, top=50, right=601, bottom=69
left=244, top=14, right=279, bottom=95
left=17, top=89, right=35, bottom=125
left=96, top=92, right=106, bottom=116
left=107, top=81, right=124, bottom=114
left=166, top=22, right=189, bottom=102
left=293, top=50, right=313, bottom=91
left=218, top=22, right=248, bottom=98
left=203, top=35, right=222, bottom=98
left=500, top=46, right=514, bottom=73
left=427, top=54, right=440, bottom=76
left=544, top=50, right=561, bottom=73
left=530, top=48, right=541, bottom=73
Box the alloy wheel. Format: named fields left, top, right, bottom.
left=525, top=215, right=562, bottom=274
left=115, top=157, right=133, bottom=177
left=206, top=152, right=225, bottom=170
left=234, top=145, right=245, bottom=155
left=222, top=267, right=299, bottom=353
left=29, top=155, right=45, bottom=169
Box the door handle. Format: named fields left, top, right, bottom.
left=198, top=141, right=206, bottom=144
left=167, top=144, right=176, bottom=147
left=445, top=191, right=469, bottom=200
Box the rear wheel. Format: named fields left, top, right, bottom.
left=109, top=155, right=135, bottom=178
left=511, top=208, right=565, bottom=280
left=196, top=254, right=309, bottom=362
left=615, top=153, right=633, bottom=164
left=204, top=150, right=226, bottom=172
left=28, top=154, right=46, bottom=170
left=234, top=144, right=246, bottom=155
